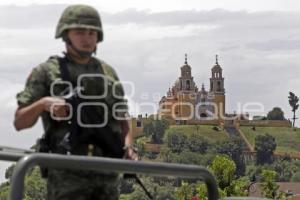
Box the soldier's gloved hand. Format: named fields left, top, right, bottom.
left=42, top=97, right=69, bottom=119
left=123, top=145, right=138, bottom=161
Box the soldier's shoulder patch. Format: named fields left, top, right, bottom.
left=99, top=60, right=118, bottom=79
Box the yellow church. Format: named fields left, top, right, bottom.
left=129, top=54, right=291, bottom=137
left=158, top=54, right=225, bottom=123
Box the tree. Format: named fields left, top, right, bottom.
left=260, top=170, right=279, bottom=199
left=187, top=133, right=209, bottom=154
left=267, top=107, right=285, bottom=120
left=255, top=134, right=276, bottom=165
left=288, top=92, right=299, bottom=128
left=164, top=131, right=188, bottom=153
left=273, top=159, right=298, bottom=181
left=143, top=119, right=169, bottom=144
left=216, top=137, right=246, bottom=176
left=209, top=155, right=236, bottom=192
left=4, top=164, right=15, bottom=180
left=209, top=155, right=249, bottom=197
left=135, top=138, right=146, bottom=159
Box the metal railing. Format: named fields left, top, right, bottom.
left=0, top=151, right=219, bottom=200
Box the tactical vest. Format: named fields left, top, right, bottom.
left=39, top=56, right=125, bottom=159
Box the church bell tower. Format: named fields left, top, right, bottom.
left=210, top=55, right=225, bottom=118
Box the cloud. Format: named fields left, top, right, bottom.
left=0, top=4, right=65, bottom=29
left=0, top=79, right=23, bottom=110
left=1, top=2, right=300, bottom=184
left=246, top=39, right=300, bottom=51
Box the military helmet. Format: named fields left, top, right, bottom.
left=55, top=5, right=103, bottom=42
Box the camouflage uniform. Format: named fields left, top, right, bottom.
left=16, top=5, right=127, bottom=200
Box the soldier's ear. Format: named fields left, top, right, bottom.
left=62, top=31, right=72, bottom=45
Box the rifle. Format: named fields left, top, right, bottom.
left=40, top=84, right=152, bottom=198
left=123, top=173, right=153, bottom=199
left=0, top=145, right=154, bottom=200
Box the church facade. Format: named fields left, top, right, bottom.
left=158, top=55, right=225, bottom=122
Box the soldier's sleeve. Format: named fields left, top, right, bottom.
left=111, top=67, right=129, bottom=119
left=16, top=65, right=48, bottom=107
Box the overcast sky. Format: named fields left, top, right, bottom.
left=0, top=0, right=300, bottom=182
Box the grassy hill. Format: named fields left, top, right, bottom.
left=240, top=126, right=300, bottom=153
left=167, top=125, right=228, bottom=143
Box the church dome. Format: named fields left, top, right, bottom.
left=212, top=55, right=222, bottom=71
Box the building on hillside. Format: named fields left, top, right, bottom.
left=128, top=54, right=292, bottom=138
left=158, top=54, right=225, bottom=123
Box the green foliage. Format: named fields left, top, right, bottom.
left=179, top=150, right=206, bottom=165
left=164, top=128, right=210, bottom=155
left=245, top=158, right=300, bottom=183
left=288, top=91, right=299, bottom=127
left=216, top=137, right=246, bottom=176
left=126, top=184, right=150, bottom=200
left=175, top=181, right=193, bottom=200
left=143, top=119, right=169, bottom=144
left=124, top=176, right=175, bottom=200
left=267, top=107, right=285, bottom=120
left=164, top=131, right=188, bottom=153
left=0, top=182, right=9, bottom=200
left=124, top=177, right=153, bottom=200
left=167, top=125, right=227, bottom=143
left=159, top=145, right=215, bottom=166
left=120, top=178, right=134, bottom=194
left=260, top=169, right=279, bottom=199
left=273, top=159, right=298, bottom=181
left=5, top=164, right=15, bottom=180
left=187, top=133, right=209, bottom=154
left=154, top=185, right=176, bottom=200
left=225, top=176, right=249, bottom=197
left=241, top=126, right=300, bottom=153
left=23, top=167, right=46, bottom=200
left=195, top=183, right=208, bottom=200
left=291, top=171, right=300, bottom=181
left=175, top=156, right=249, bottom=199
left=134, top=138, right=146, bottom=159
left=119, top=194, right=132, bottom=200
left=208, top=155, right=249, bottom=197
left=209, top=155, right=236, bottom=191
left=0, top=166, right=46, bottom=200
left=277, top=191, right=289, bottom=200
left=255, top=134, right=276, bottom=165
left=195, top=182, right=228, bottom=200
left=245, top=164, right=274, bottom=182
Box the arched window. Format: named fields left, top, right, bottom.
left=217, top=81, right=221, bottom=91
left=186, top=80, right=190, bottom=90
left=200, top=113, right=208, bottom=118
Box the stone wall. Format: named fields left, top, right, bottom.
left=239, top=120, right=292, bottom=127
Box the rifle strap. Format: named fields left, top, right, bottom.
left=58, top=57, right=71, bottom=84
left=58, top=56, right=79, bottom=150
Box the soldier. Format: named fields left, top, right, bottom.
left=14, top=4, right=137, bottom=200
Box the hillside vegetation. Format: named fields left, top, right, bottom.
left=168, top=125, right=228, bottom=142
left=240, top=126, right=300, bottom=153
